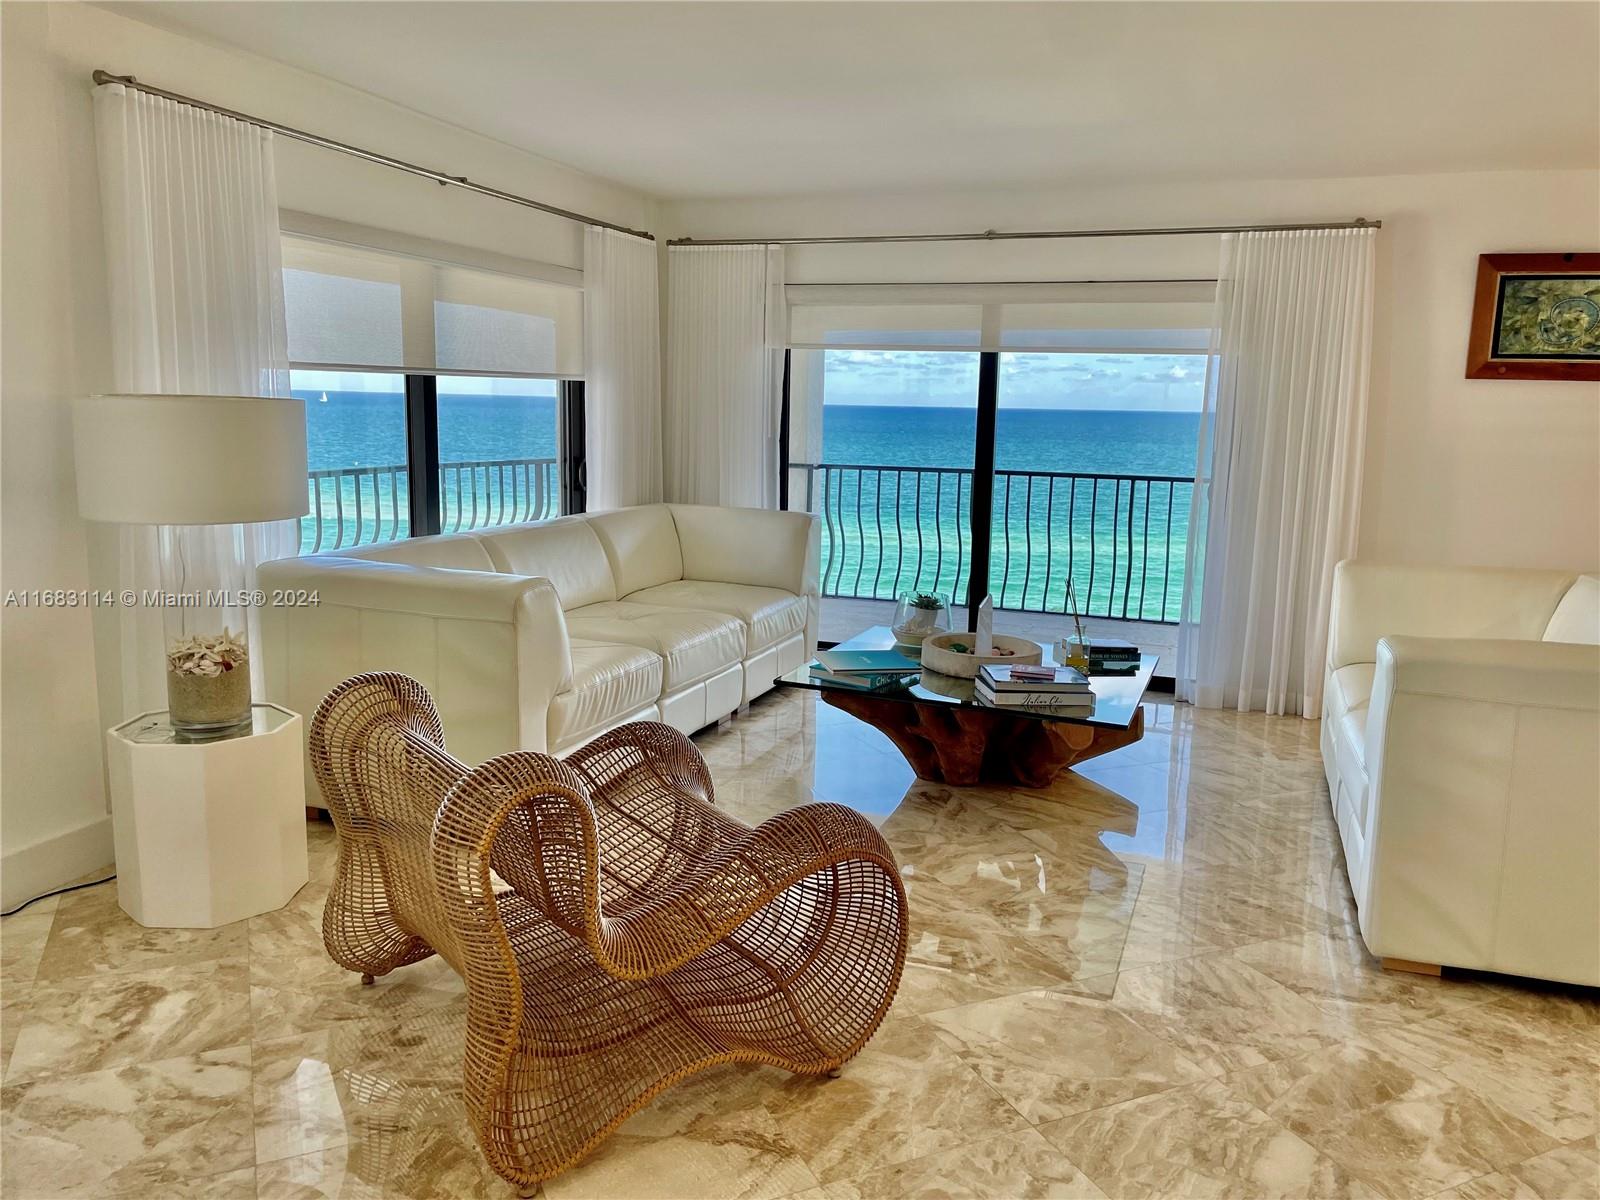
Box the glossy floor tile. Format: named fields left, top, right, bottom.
left=1, top=692, right=1595, bottom=1199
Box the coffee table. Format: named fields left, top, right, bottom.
left=775, top=626, right=1156, bottom=787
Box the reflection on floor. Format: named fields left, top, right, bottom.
left=2, top=692, right=1596, bottom=1199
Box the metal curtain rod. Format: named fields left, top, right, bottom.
left=92, top=70, right=655, bottom=242
left=669, top=218, right=1379, bottom=247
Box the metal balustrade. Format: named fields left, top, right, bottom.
left=301, top=457, right=1189, bottom=624
left=300, top=457, right=558, bottom=553
left=799, top=463, right=1193, bottom=624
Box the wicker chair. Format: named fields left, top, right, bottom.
left=309, top=672, right=909, bottom=1193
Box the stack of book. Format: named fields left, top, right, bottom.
left=809, top=648, right=920, bottom=691
left=1084, top=638, right=1142, bottom=675
left=976, top=663, right=1093, bottom=708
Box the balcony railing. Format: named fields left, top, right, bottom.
left=800, top=463, right=1193, bottom=624
left=301, top=457, right=558, bottom=553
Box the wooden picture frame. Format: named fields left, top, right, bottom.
left=1465, top=253, right=1600, bottom=381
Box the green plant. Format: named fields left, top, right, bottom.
left=908, top=592, right=945, bottom=611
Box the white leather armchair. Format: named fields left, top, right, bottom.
left=259, top=504, right=819, bottom=798
left=1322, top=561, right=1600, bottom=985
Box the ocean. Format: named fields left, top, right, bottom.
left=295, top=388, right=1197, bottom=620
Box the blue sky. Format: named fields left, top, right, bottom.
left=823, top=350, right=1207, bottom=411
left=293, top=350, right=1208, bottom=413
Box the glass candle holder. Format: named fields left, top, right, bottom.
left=1061, top=632, right=1091, bottom=674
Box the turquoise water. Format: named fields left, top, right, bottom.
left=296, top=385, right=558, bottom=549
left=814, top=406, right=1197, bottom=621
left=295, top=388, right=1197, bottom=620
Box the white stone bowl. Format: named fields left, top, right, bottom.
left=919, top=632, right=1043, bottom=679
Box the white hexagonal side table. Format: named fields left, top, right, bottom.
left=106, top=704, right=309, bottom=928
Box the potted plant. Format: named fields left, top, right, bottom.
left=891, top=591, right=951, bottom=646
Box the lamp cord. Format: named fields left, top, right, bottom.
left=1, top=874, right=118, bottom=918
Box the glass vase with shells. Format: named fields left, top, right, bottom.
left=160, top=526, right=253, bottom=735
left=166, top=627, right=251, bottom=733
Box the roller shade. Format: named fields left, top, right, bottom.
left=785, top=281, right=1215, bottom=353
left=283, top=235, right=583, bottom=377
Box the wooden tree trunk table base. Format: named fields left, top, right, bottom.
left=822, top=692, right=1145, bottom=787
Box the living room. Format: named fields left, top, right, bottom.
left=2, top=3, right=1597, bottom=1198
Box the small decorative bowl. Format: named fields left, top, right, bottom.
left=919, top=632, right=1044, bottom=679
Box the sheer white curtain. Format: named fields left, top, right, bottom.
left=1177, top=227, right=1376, bottom=717
left=665, top=244, right=785, bottom=507
left=583, top=226, right=662, bottom=509
left=94, top=83, right=295, bottom=715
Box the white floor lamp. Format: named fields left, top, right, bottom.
left=73, top=393, right=308, bottom=732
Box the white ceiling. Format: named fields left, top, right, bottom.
left=104, top=1, right=1600, bottom=200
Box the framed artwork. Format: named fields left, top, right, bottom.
left=1466, top=252, right=1600, bottom=380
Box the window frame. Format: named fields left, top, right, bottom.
left=298, top=369, right=585, bottom=554
left=779, top=341, right=1204, bottom=632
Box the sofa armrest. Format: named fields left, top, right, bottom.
left=667, top=504, right=820, bottom=597
left=1328, top=560, right=1577, bottom=672
left=1374, top=635, right=1600, bottom=712
left=257, top=555, right=573, bottom=761
left=1359, top=634, right=1600, bottom=982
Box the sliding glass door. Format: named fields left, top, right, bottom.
left=781, top=281, right=1213, bottom=643
left=990, top=350, right=1202, bottom=638
left=795, top=349, right=980, bottom=628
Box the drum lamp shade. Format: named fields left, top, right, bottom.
left=73, top=394, right=308, bottom=524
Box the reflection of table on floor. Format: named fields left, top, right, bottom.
left=775, top=627, right=1156, bottom=787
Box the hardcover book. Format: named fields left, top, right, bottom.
left=813, top=648, right=921, bottom=675
left=981, top=664, right=1090, bottom=691
left=975, top=683, right=1094, bottom=708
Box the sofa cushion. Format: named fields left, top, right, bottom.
left=1543, top=575, right=1599, bottom=645
left=549, top=640, right=663, bottom=747
left=474, top=517, right=617, bottom=610
left=586, top=506, right=684, bottom=597
left=626, top=580, right=806, bottom=655
left=563, top=601, right=744, bottom=690
left=338, top=533, right=496, bottom=572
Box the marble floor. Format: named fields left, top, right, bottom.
left=2, top=693, right=1596, bottom=1200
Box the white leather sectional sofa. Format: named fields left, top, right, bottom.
left=258, top=504, right=818, bottom=787
left=1323, top=561, right=1599, bottom=985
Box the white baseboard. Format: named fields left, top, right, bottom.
left=1, top=815, right=115, bottom=912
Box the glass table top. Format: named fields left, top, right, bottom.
left=776, top=626, right=1156, bottom=730
left=112, top=703, right=297, bottom=746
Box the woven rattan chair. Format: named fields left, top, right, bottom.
left=309, top=672, right=909, bottom=1193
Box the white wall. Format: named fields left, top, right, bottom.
left=664, top=170, right=1600, bottom=573
left=0, top=0, right=659, bottom=907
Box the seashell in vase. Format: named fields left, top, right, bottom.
left=165, top=628, right=251, bottom=730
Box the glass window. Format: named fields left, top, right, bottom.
left=437, top=376, right=562, bottom=531
left=292, top=369, right=409, bottom=552
left=993, top=351, right=1204, bottom=625
left=790, top=349, right=979, bottom=639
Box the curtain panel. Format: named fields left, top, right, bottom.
left=93, top=83, right=297, bottom=715
left=1177, top=227, right=1376, bottom=717
left=665, top=244, right=785, bottom=508
left=584, top=227, right=663, bottom=509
